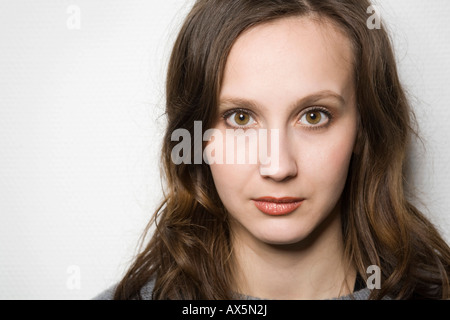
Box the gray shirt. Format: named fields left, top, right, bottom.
left=93, top=277, right=387, bottom=300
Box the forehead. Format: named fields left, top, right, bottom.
left=220, top=16, right=355, bottom=103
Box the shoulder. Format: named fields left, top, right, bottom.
left=92, top=284, right=116, bottom=300
left=332, top=288, right=392, bottom=300
left=92, top=277, right=157, bottom=300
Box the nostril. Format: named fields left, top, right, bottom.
left=259, top=161, right=298, bottom=182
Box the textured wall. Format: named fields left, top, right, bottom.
left=0, top=0, right=449, bottom=299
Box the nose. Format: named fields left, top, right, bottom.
left=259, top=128, right=298, bottom=182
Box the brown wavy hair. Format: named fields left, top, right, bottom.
left=113, top=0, right=450, bottom=299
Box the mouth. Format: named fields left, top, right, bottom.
left=252, top=197, right=304, bottom=216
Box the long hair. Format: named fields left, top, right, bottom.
left=114, top=0, right=450, bottom=299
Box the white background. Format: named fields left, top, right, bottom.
left=0, top=0, right=449, bottom=299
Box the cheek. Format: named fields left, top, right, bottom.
left=206, top=130, right=260, bottom=198
left=302, top=132, right=355, bottom=191
left=209, top=162, right=254, bottom=201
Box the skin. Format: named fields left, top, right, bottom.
left=208, top=16, right=359, bottom=299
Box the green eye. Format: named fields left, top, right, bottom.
left=299, top=108, right=330, bottom=127
left=234, top=112, right=251, bottom=126
left=224, top=109, right=256, bottom=128
left=305, top=111, right=322, bottom=125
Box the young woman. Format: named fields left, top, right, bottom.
left=96, top=0, right=450, bottom=300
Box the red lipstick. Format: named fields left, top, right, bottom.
left=252, top=197, right=303, bottom=216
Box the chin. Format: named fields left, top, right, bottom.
left=256, top=226, right=313, bottom=246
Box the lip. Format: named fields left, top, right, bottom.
left=252, top=197, right=304, bottom=216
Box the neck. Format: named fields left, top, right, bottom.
left=231, top=208, right=356, bottom=299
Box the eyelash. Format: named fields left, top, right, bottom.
left=221, top=107, right=333, bottom=129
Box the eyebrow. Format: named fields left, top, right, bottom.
left=219, top=90, right=346, bottom=110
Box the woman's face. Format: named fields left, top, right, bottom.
left=208, top=17, right=358, bottom=245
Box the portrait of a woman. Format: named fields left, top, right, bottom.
left=95, top=0, right=450, bottom=300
